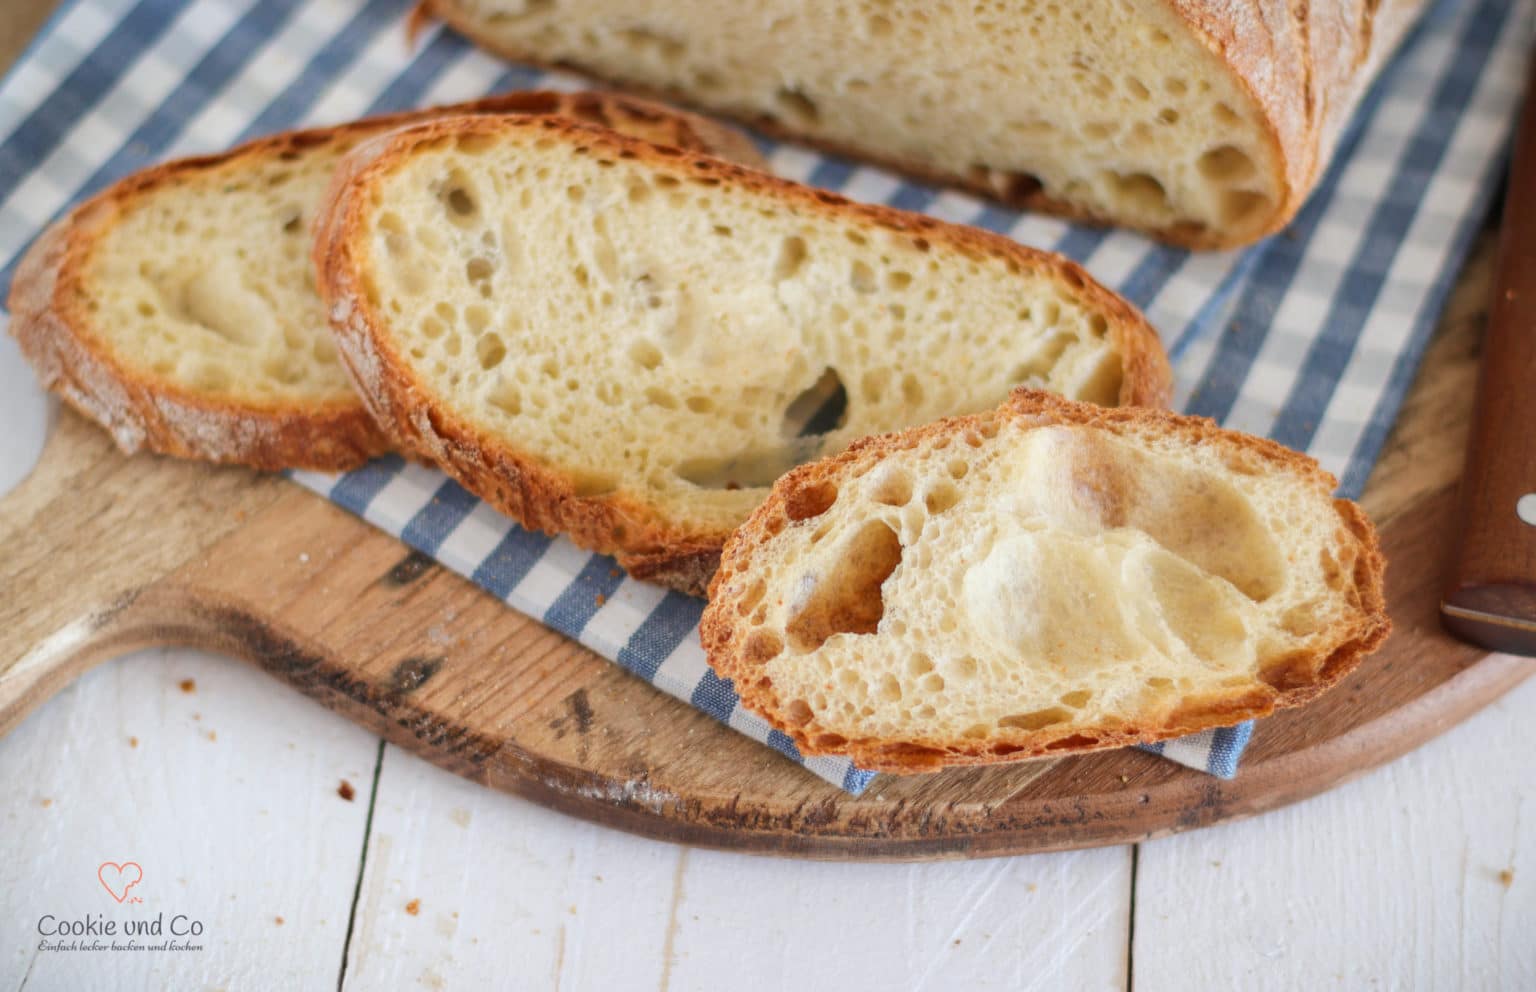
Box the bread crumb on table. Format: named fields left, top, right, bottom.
left=337, top=780, right=356, bottom=801
left=405, top=899, right=421, bottom=916
left=179, top=678, right=196, bottom=693
left=1498, top=868, right=1515, bottom=888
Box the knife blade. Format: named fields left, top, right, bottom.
left=1440, top=53, right=1536, bottom=657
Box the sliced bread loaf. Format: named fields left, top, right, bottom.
left=420, top=0, right=1426, bottom=248
left=313, top=113, right=1173, bottom=593
left=701, top=390, right=1389, bottom=772
left=7, top=91, right=762, bottom=471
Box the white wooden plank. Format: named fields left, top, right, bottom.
left=665, top=844, right=1131, bottom=992
left=0, top=647, right=380, bottom=991
left=341, top=746, right=1132, bottom=991
left=1133, top=672, right=1536, bottom=991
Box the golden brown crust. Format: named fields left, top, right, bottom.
left=314, top=113, right=1172, bottom=593
left=5, top=91, right=762, bottom=472
left=422, top=0, right=1427, bottom=250
left=701, top=389, right=1391, bottom=773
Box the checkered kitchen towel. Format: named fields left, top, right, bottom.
left=0, top=0, right=1529, bottom=792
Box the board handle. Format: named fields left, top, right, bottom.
left=1441, top=56, right=1536, bottom=656
left=0, top=410, right=283, bottom=735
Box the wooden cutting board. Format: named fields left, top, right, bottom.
left=0, top=233, right=1527, bottom=860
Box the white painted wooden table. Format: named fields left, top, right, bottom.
left=0, top=325, right=1531, bottom=991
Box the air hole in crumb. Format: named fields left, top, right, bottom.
left=949, top=656, right=979, bottom=681
left=573, top=472, right=619, bottom=498
left=869, top=468, right=913, bottom=507
left=488, top=380, right=521, bottom=415
left=901, top=373, right=924, bottom=406
left=444, top=186, right=476, bottom=220
left=737, top=579, right=767, bottom=615
left=849, top=260, right=876, bottom=293
left=773, top=235, right=807, bottom=281
left=1198, top=144, right=1257, bottom=183
left=1000, top=707, right=1073, bottom=731
left=476, top=333, right=505, bottom=370
left=785, top=480, right=838, bottom=522
left=774, top=85, right=820, bottom=124
left=924, top=482, right=960, bottom=515
left=906, top=654, right=934, bottom=677
left=1104, top=170, right=1169, bottom=213
left=644, top=386, right=679, bottom=410
left=784, top=699, right=814, bottom=726
left=1222, top=189, right=1270, bottom=225
left=781, top=367, right=848, bottom=438
left=628, top=340, right=663, bottom=369
left=454, top=132, right=497, bottom=155
left=465, top=305, right=490, bottom=333
left=466, top=257, right=494, bottom=283
left=783, top=519, right=901, bottom=652
left=743, top=630, right=782, bottom=663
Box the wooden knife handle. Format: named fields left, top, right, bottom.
left=1441, top=57, right=1536, bottom=656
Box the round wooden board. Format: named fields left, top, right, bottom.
left=1, top=233, right=1528, bottom=860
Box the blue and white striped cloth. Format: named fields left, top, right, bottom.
left=0, top=0, right=1529, bottom=792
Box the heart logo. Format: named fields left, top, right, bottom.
left=98, top=862, right=143, bottom=903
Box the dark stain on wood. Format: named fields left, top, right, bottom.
left=567, top=689, right=594, bottom=735
left=389, top=656, right=443, bottom=696
left=192, top=606, right=324, bottom=677
left=548, top=688, right=595, bottom=740
left=383, top=549, right=437, bottom=587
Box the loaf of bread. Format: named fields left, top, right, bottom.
left=7, top=91, right=763, bottom=471
left=701, top=390, right=1389, bottom=772
left=420, top=0, right=1426, bottom=248
left=313, top=113, right=1172, bottom=593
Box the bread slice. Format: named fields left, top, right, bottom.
left=312, top=113, right=1173, bottom=593
left=7, top=91, right=763, bottom=471
left=418, top=0, right=1426, bottom=249
left=701, top=390, right=1389, bottom=772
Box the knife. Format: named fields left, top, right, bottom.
left=1440, top=54, right=1536, bottom=657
